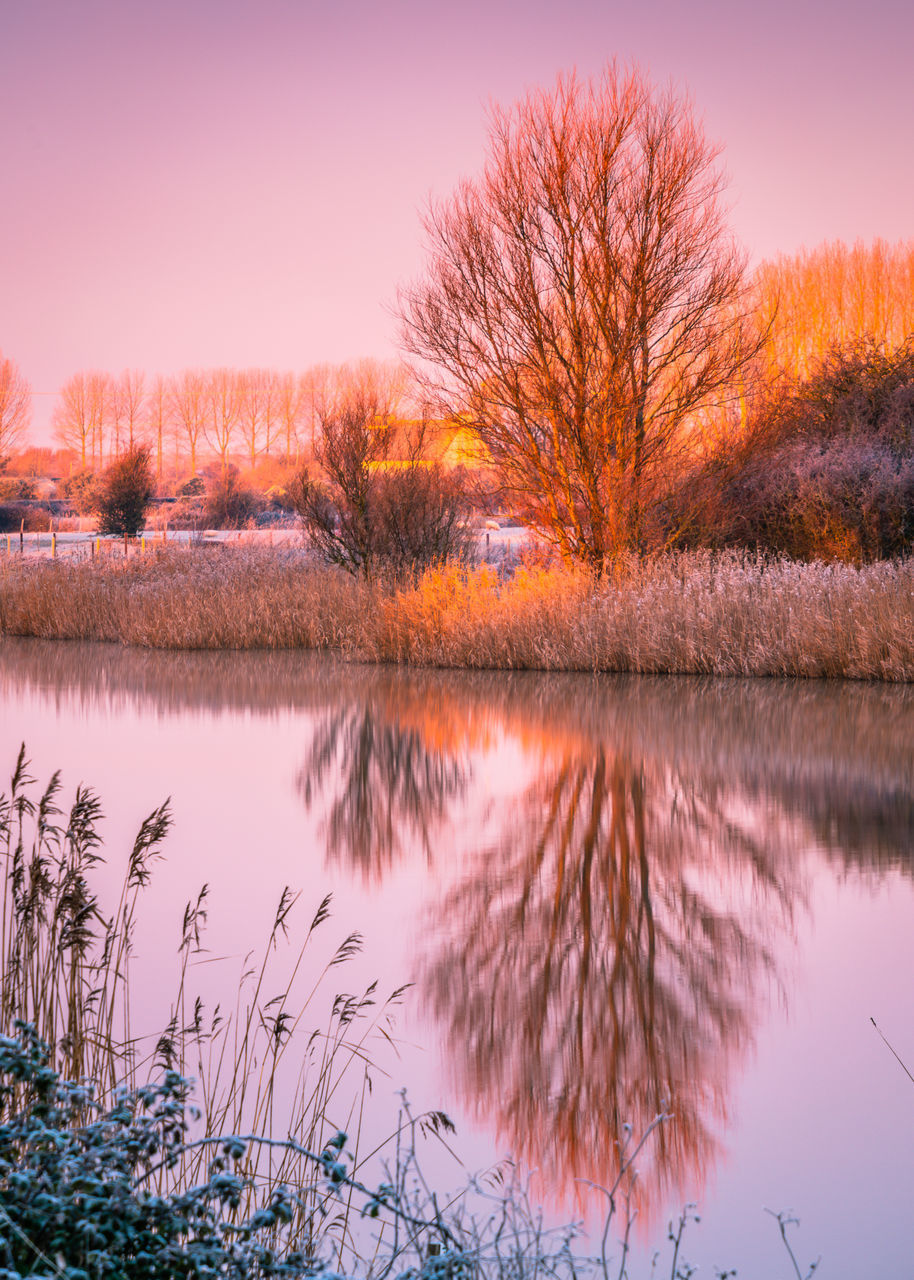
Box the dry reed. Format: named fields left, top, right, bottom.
left=1, top=545, right=913, bottom=679
left=364, top=553, right=914, bottom=680
left=0, top=746, right=404, bottom=1252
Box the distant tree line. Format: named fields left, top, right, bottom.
left=49, top=365, right=345, bottom=478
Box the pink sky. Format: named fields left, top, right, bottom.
left=2, top=0, right=912, bottom=443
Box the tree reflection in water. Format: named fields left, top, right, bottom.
left=421, top=742, right=802, bottom=1219
left=297, top=702, right=470, bottom=883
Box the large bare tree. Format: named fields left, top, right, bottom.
left=400, top=64, right=760, bottom=571
left=0, top=353, right=31, bottom=459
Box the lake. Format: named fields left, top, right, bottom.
left=1, top=637, right=913, bottom=1277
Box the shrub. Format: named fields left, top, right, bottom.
left=0, top=502, right=50, bottom=534
left=59, top=468, right=101, bottom=515
left=0, top=1025, right=315, bottom=1280
left=686, top=337, right=914, bottom=560
left=726, top=438, right=914, bottom=560
left=204, top=464, right=264, bottom=529
left=97, top=446, right=154, bottom=538
left=292, top=462, right=474, bottom=579
left=774, top=335, right=914, bottom=447
left=0, top=477, right=37, bottom=502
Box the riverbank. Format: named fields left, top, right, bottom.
left=1, top=546, right=912, bottom=679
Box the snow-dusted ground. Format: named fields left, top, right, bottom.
left=1, top=524, right=532, bottom=561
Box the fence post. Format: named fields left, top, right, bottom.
left=51, top=533, right=57, bottom=558
left=19, top=519, right=24, bottom=552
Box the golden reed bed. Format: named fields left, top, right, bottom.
left=1, top=546, right=912, bottom=680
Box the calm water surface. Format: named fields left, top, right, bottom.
left=2, top=638, right=913, bottom=1277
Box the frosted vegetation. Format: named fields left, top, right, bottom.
left=0, top=546, right=912, bottom=680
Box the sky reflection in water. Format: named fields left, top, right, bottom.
left=1, top=639, right=913, bottom=1276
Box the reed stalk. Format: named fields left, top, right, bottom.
left=0, top=747, right=402, bottom=1242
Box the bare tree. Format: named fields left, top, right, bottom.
left=109, top=369, right=146, bottom=455
left=261, top=370, right=282, bottom=457
left=0, top=353, right=31, bottom=460
left=52, top=372, right=107, bottom=469
left=90, top=373, right=112, bottom=466
left=400, top=63, right=760, bottom=572
left=169, top=370, right=208, bottom=476
left=237, top=368, right=282, bottom=467
left=290, top=381, right=396, bottom=577
left=291, top=372, right=472, bottom=578
left=146, top=375, right=171, bottom=483
left=277, top=371, right=307, bottom=461
left=753, top=238, right=914, bottom=387
left=203, top=368, right=239, bottom=474
left=299, top=363, right=335, bottom=458
left=300, top=359, right=409, bottom=460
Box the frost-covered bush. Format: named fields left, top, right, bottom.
left=58, top=469, right=101, bottom=516
left=0, top=477, right=37, bottom=502
left=718, top=437, right=914, bottom=560
left=684, top=337, right=914, bottom=560
left=0, top=502, right=51, bottom=534
left=0, top=1025, right=316, bottom=1279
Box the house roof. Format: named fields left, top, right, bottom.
left=369, top=419, right=488, bottom=467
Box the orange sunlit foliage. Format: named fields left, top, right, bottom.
left=753, top=238, right=914, bottom=385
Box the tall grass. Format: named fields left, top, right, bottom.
left=365, top=554, right=914, bottom=679
left=1, top=545, right=913, bottom=678
left=0, top=746, right=404, bottom=1253
left=0, top=547, right=367, bottom=649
